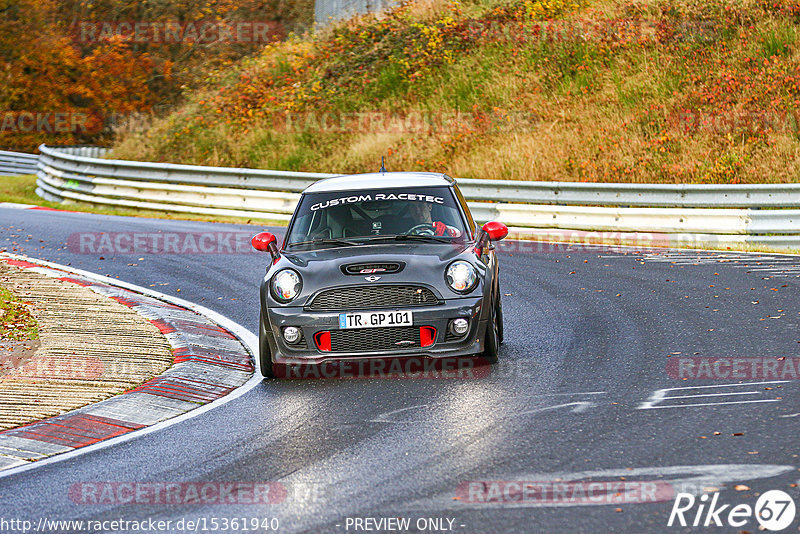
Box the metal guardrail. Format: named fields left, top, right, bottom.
left=53, top=146, right=109, bottom=158
left=0, top=150, right=39, bottom=176
left=456, top=179, right=800, bottom=209
left=36, top=144, right=800, bottom=208
left=1, top=147, right=107, bottom=176
left=31, top=144, right=800, bottom=249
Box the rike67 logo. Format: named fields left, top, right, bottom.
left=668, top=490, right=796, bottom=531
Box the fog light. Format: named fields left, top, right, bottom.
left=450, top=318, right=469, bottom=336
left=283, top=326, right=301, bottom=344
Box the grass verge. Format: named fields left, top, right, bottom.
left=0, top=284, right=38, bottom=342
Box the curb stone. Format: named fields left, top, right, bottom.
left=0, top=255, right=254, bottom=471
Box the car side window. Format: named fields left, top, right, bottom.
left=452, top=183, right=476, bottom=238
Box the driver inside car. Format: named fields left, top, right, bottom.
left=407, top=201, right=462, bottom=237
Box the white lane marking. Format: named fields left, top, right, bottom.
left=646, top=380, right=789, bottom=393
left=516, top=401, right=596, bottom=416
left=0, top=252, right=262, bottom=480
left=780, top=413, right=800, bottom=418
left=741, top=264, right=800, bottom=270
left=616, top=251, right=796, bottom=264
left=642, top=399, right=780, bottom=409
left=617, top=250, right=800, bottom=280
left=370, top=397, right=602, bottom=424
left=533, top=391, right=607, bottom=396
left=661, top=391, right=761, bottom=399
left=638, top=381, right=789, bottom=410
left=525, top=464, right=795, bottom=496
left=417, top=464, right=797, bottom=509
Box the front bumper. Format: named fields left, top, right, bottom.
left=264, top=297, right=487, bottom=364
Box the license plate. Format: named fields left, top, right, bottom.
left=339, top=310, right=413, bottom=329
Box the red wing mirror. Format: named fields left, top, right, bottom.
left=252, top=232, right=280, bottom=261
left=482, top=221, right=509, bottom=242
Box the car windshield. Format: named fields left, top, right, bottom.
left=286, top=186, right=468, bottom=248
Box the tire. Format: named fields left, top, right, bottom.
left=259, top=310, right=275, bottom=378
left=495, top=294, right=504, bottom=345
left=481, top=302, right=500, bottom=364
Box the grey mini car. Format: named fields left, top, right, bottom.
left=251, top=172, right=508, bottom=378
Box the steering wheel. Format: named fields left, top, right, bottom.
left=407, top=223, right=435, bottom=236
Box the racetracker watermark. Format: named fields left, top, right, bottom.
left=68, top=232, right=263, bottom=255
left=450, top=17, right=719, bottom=46
left=269, top=110, right=539, bottom=135
left=0, top=110, right=158, bottom=136
left=1, top=355, right=166, bottom=382
left=68, top=482, right=287, bottom=505
left=667, top=357, right=800, bottom=380
left=497, top=231, right=671, bottom=254
left=275, top=357, right=492, bottom=379
left=456, top=480, right=675, bottom=504
left=2, top=354, right=103, bottom=381
left=673, top=109, right=800, bottom=135
left=0, top=112, right=91, bottom=134
left=72, top=20, right=282, bottom=44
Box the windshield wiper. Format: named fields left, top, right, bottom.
left=287, top=238, right=362, bottom=248
left=366, top=234, right=452, bottom=243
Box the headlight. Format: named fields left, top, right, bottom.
left=445, top=261, right=478, bottom=293
left=271, top=269, right=302, bottom=302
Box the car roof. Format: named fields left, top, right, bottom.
left=304, top=172, right=455, bottom=193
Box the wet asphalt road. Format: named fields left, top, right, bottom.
left=0, top=206, right=798, bottom=533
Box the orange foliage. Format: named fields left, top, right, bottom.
left=0, top=0, right=312, bottom=151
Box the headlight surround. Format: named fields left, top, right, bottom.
left=445, top=260, right=478, bottom=294
left=271, top=269, right=302, bottom=303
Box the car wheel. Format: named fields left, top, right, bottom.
left=482, top=303, right=500, bottom=364
left=259, top=310, right=275, bottom=378
left=495, top=294, right=504, bottom=345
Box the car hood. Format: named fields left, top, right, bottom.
left=264, top=242, right=482, bottom=305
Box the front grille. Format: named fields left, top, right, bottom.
left=445, top=330, right=466, bottom=342
left=342, top=262, right=404, bottom=275
left=329, top=326, right=420, bottom=352
left=306, top=285, right=439, bottom=311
